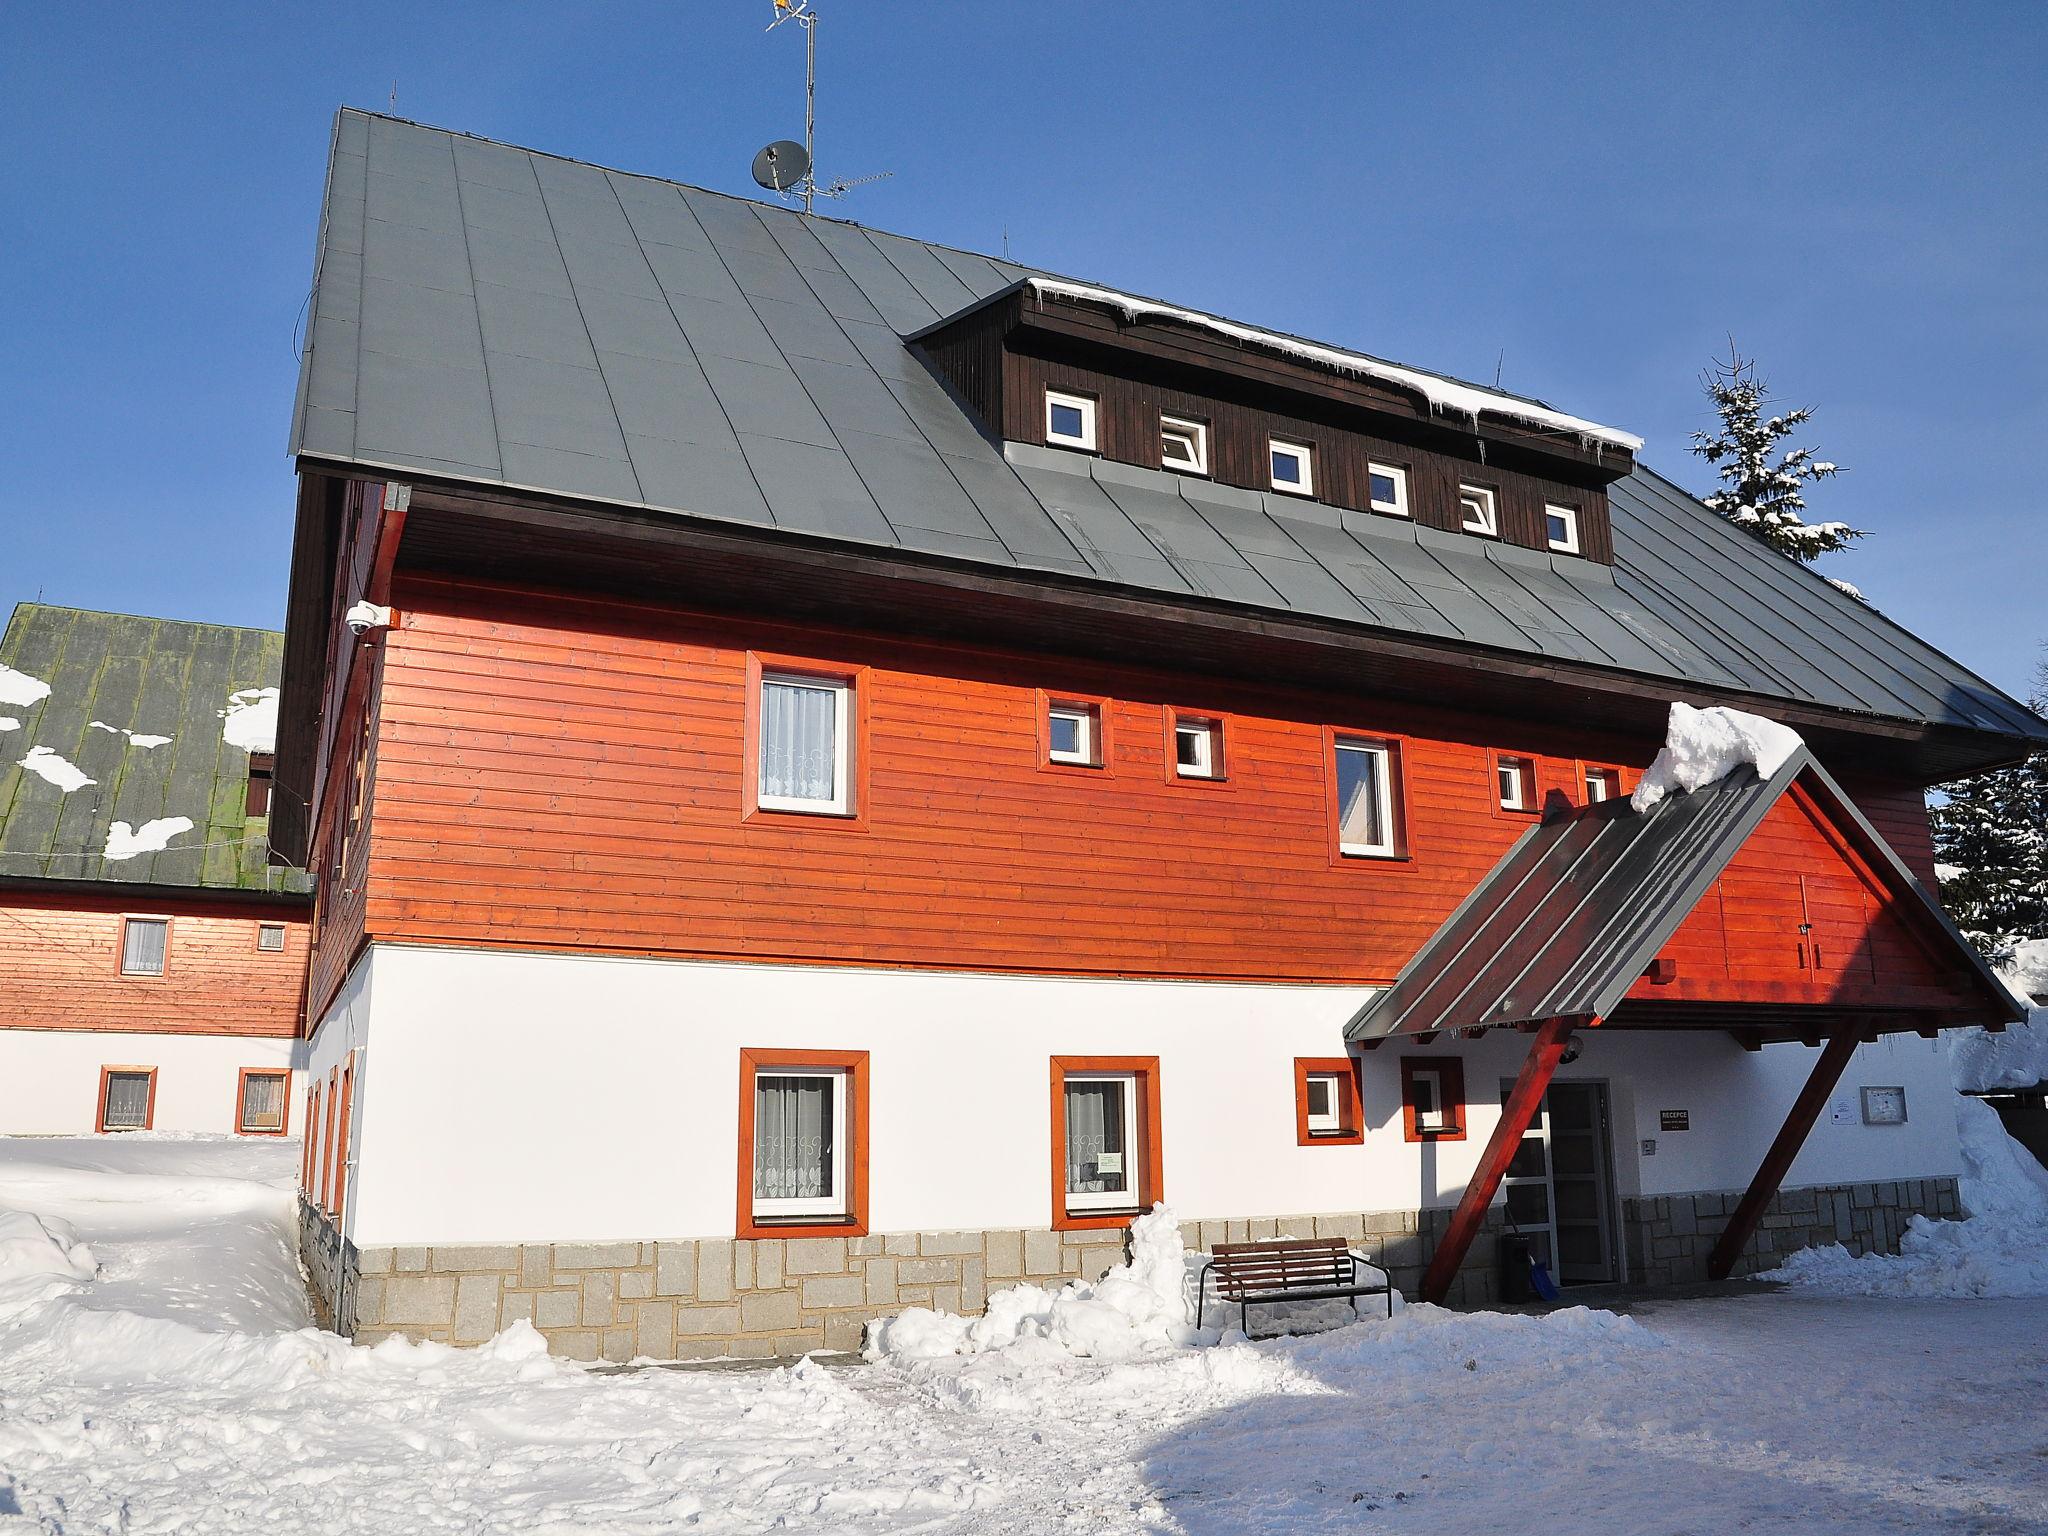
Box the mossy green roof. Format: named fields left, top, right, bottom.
left=0, top=604, right=311, bottom=894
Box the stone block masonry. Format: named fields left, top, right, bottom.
left=1623, top=1177, right=1960, bottom=1287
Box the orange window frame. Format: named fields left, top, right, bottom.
left=95, top=1065, right=158, bottom=1133
left=1578, top=762, right=1627, bottom=805
left=1294, top=1056, right=1364, bottom=1145
left=1049, top=1055, right=1164, bottom=1232
left=330, top=1058, right=354, bottom=1220
left=1401, top=1055, right=1468, bottom=1143
left=1037, top=688, right=1115, bottom=776
left=741, top=651, right=872, bottom=825
left=302, top=1084, right=320, bottom=1191
left=1490, top=751, right=1540, bottom=818
left=234, top=1068, right=291, bottom=1136
left=319, top=1067, right=339, bottom=1213
left=735, top=1047, right=871, bottom=1240
left=1323, top=727, right=1412, bottom=864
left=1163, top=707, right=1230, bottom=787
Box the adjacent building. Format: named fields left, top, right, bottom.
left=276, top=111, right=2039, bottom=1358
left=0, top=605, right=312, bottom=1135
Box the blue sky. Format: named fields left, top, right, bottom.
left=3, top=2, right=2042, bottom=699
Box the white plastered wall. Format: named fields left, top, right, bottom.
left=0, top=1028, right=301, bottom=1136
left=311, top=944, right=1967, bottom=1249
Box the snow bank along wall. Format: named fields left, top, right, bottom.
left=300, top=945, right=1962, bottom=1359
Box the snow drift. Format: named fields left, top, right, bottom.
left=1630, top=701, right=1804, bottom=813
left=220, top=687, right=279, bottom=754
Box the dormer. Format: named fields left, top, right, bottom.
left=911, top=280, right=1640, bottom=564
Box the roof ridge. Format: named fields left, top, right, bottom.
left=4, top=601, right=282, bottom=639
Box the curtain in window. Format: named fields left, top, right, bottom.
left=104, top=1072, right=150, bottom=1129
left=241, top=1073, right=286, bottom=1130
left=1335, top=747, right=1385, bottom=847
left=754, top=1074, right=834, bottom=1201
left=1064, top=1080, right=1128, bottom=1195
left=760, top=681, right=838, bottom=803
left=122, top=920, right=167, bottom=975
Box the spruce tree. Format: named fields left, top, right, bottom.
left=1932, top=663, right=2048, bottom=963
left=1691, top=346, right=1861, bottom=562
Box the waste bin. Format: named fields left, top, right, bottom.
left=1498, top=1232, right=1534, bottom=1303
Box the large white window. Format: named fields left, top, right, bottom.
left=752, top=1068, right=848, bottom=1220
left=1368, top=462, right=1409, bottom=517
left=1545, top=503, right=1581, bottom=553
left=1160, top=415, right=1209, bottom=476
left=758, top=672, right=852, bottom=814
left=1458, top=484, right=1499, bottom=536
left=1047, top=700, right=1102, bottom=767
left=1334, top=738, right=1398, bottom=856
left=1269, top=438, right=1314, bottom=496
left=120, top=917, right=168, bottom=977
left=1064, top=1072, right=1141, bottom=1213
left=1045, top=390, right=1097, bottom=451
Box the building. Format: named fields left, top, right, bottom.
left=0, top=605, right=312, bottom=1136
left=277, top=111, right=2039, bottom=1358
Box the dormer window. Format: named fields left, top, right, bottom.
left=1496, top=755, right=1536, bottom=812
left=1545, top=503, right=1581, bottom=553
left=1368, top=462, right=1409, bottom=517
left=1458, top=484, right=1499, bottom=536
left=1160, top=416, right=1208, bottom=476
left=1045, top=390, right=1097, bottom=451
left=1269, top=439, right=1314, bottom=497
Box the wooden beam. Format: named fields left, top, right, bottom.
left=1706, top=1030, right=1862, bottom=1280
left=1419, top=1015, right=1577, bottom=1304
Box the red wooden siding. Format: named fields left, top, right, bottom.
left=307, top=645, right=383, bottom=1023
left=0, top=890, right=307, bottom=1038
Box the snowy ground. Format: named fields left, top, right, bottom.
left=4, top=1138, right=2048, bottom=1532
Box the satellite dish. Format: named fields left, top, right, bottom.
left=752, top=139, right=810, bottom=194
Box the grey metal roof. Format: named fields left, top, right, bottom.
left=1343, top=750, right=2023, bottom=1040
left=291, top=109, right=2048, bottom=750
left=0, top=605, right=311, bottom=894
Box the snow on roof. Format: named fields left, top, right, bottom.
left=88, top=722, right=172, bottom=749
left=1026, top=278, right=1645, bottom=454
left=17, top=745, right=94, bottom=793
left=102, top=817, right=195, bottom=862
left=0, top=664, right=51, bottom=709
left=219, top=688, right=278, bottom=755
left=1630, top=703, right=1804, bottom=814
left=0, top=718, right=18, bottom=733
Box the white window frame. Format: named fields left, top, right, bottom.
left=1159, top=415, right=1209, bottom=477
left=1334, top=738, right=1398, bottom=857
left=1584, top=768, right=1618, bottom=803
left=1269, top=438, right=1315, bottom=497
left=1410, top=1067, right=1448, bottom=1133
left=757, top=672, right=852, bottom=815
left=1458, top=483, right=1499, bottom=536
left=1497, top=756, right=1534, bottom=811
left=1173, top=717, right=1221, bottom=779
left=119, top=916, right=168, bottom=977
left=752, top=1067, right=849, bottom=1220
left=1545, top=503, right=1581, bottom=553
left=1047, top=701, right=1100, bottom=767
left=257, top=923, right=287, bottom=952
left=1045, top=389, right=1098, bottom=452
left=1304, top=1072, right=1345, bottom=1136
left=1367, top=461, right=1410, bottom=517
left=1064, top=1071, right=1142, bottom=1213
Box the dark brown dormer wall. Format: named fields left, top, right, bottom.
left=914, top=289, right=1632, bottom=565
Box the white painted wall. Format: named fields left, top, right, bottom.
left=313, top=944, right=1967, bottom=1249
left=0, top=1028, right=301, bottom=1136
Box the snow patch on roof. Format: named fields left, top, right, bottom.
left=18, top=746, right=95, bottom=793
left=103, top=816, right=196, bottom=862
left=219, top=688, right=278, bottom=755
left=89, top=722, right=173, bottom=749
left=2000, top=939, right=2048, bottom=1005
left=0, top=717, right=17, bottom=733
left=0, top=664, right=51, bottom=709
left=1026, top=278, right=1645, bottom=453
left=1630, top=702, right=1804, bottom=814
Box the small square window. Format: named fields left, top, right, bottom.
left=1046, top=390, right=1097, bottom=451
left=1173, top=716, right=1223, bottom=779
left=1497, top=755, right=1536, bottom=812
left=1458, top=484, right=1499, bottom=536
left=1368, top=462, right=1409, bottom=517
left=257, top=923, right=287, bottom=953
left=1160, top=415, right=1208, bottom=476
left=758, top=671, right=853, bottom=814
left=1584, top=767, right=1622, bottom=803
left=1295, top=1057, right=1362, bottom=1145
left=100, top=1069, right=154, bottom=1132
left=1334, top=738, right=1398, bottom=857
left=1047, top=701, right=1102, bottom=767
left=1545, top=503, right=1581, bottom=553
left=1402, top=1057, right=1466, bottom=1142
left=120, top=917, right=168, bottom=977
left=1269, top=439, right=1314, bottom=496
left=238, top=1069, right=289, bottom=1134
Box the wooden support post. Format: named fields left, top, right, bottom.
left=1706, top=1029, right=1862, bottom=1281
left=1418, top=1015, right=1577, bottom=1305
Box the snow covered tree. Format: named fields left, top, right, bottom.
left=1932, top=663, right=2048, bottom=963
left=1690, top=347, right=1860, bottom=561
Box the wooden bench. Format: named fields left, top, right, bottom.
left=1195, top=1237, right=1393, bottom=1335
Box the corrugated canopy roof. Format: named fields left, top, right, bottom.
left=1344, top=751, right=2023, bottom=1041
left=288, top=110, right=2048, bottom=752
left=0, top=605, right=310, bottom=895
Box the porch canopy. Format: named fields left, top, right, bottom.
left=1344, top=747, right=2023, bottom=1300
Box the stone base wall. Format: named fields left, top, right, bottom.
left=1624, top=1176, right=1961, bottom=1286
left=298, top=1198, right=357, bottom=1332
left=332, top=1206, right=1504, bottom=1361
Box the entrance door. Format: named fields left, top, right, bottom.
left=1499, top=1080, right=1618, bottom=1286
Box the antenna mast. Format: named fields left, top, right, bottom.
left=761, top=1, right=890, bottom=211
